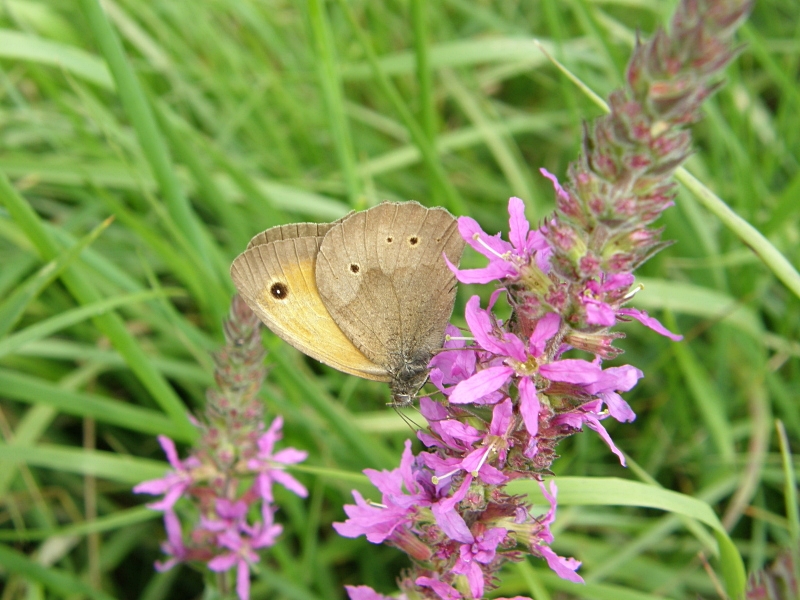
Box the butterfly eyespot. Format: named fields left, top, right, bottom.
left=408, top=236, right=419, bottom=246
left=349, top=263, right=360, bottom=274
left=270, top=282, right=289, bottom=299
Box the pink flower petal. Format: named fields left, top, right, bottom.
left=539, top=168, right=570, bottom=203
left=537, top=545, right=584, bottom=583
left=416, top=577, right=462, bottom=600
left=529, top=312, right=561, bottom=356
left=457, top=216, right=512, bottom=258
left=448, top=366, right=513, bottom=404
left=584, top=298, right=617, bottom=326
left=456, top=558, right=484, bottom=599
left=585, top=364, right=643, bottom=394
left=272, top=447, right=308, bottom=465
left=345, top=585, right=395, bottom=600
left=236, top=558, right=251, bottom=600
left=271, top=470, right=308, bottom=498
left=518, top=377, right=540, bottom=439
left=477, top=463, right=508, bottom=485
left=540, top=358, right=601, bottom=384
left=432, top=494, right=474, bottom=543
left=583, top=414, right=627, bottom=466
left=508, top=197, right=530, bottom=250
left=449, top=261, right=517, bottom=284
left=618, top=308, right=683, bottom=341
left=489, top=398, right=513, bottom=435
left=133, top=477, right=170, bottom=496
left=600, top=392, right=636, bottom=422
left=208, top=553, right=237, bottom=572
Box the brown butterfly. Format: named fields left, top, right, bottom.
left=230, top=201, right=465, bottom=405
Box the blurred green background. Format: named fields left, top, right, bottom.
left=0, top=0, right=798, bottom=598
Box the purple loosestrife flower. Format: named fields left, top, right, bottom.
left=334, top=1, right=751, bottom=597
left=247, top=416, right=308, bottom=503
left=133, top=436, right=201, bottom=511
left=445, top=197, right=552, bottom=286
left=451, top=526, right=508, bottom=598
left=335, top=440, right=436, bottom=561
left=155, top=510, right=187, bottom=572
left=134, top=296, right=307, bottom=600
left=446, top=292, right=643, bottom=465
left=207, top=506, right=283, bottom=600
left=336, top=397, right=583, bottom=598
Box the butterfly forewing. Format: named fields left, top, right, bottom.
left=230, top=237, right=389, bottom=382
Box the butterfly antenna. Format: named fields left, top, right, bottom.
left=431, top=345, right=476, bottom=356
left=392, top=405, right=423, bottom=431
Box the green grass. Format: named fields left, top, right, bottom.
left=1, top=0, right=798, bottom=598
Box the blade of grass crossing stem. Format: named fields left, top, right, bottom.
left=0, top=444, right=168, bottom=483
left=0, top=506, right=157, bottom=542
left=0, top=173, right=196, bottom=440
left=333, top=0, right=466, bottom=215
left=307, top=0, right=362, bottom=206
left=676, top=168, right=800, bottom=300
left=0, top=288, right=182, bottom=360
left=0, top=369, right=191, bottom=441
left=0, top=217, right=112, bottom=338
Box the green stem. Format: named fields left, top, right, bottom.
left=334, top=0, right=466, bottom=215
left=676, top=168, right=800, bottom=300
left=308, top=0, right=362, bottom=206
left=78, top=0, right=217, bottom=284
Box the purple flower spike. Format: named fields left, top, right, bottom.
left=134, top=296, right=312, bottom=598
left=331, top=0, right=748, bottom=595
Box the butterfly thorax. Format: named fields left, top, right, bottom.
left=388, top=350, right=431, bottom=407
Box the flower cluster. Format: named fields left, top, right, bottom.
left=134, top=296, right=308, bottom=600
left=334, top=0, right=751, bottom=598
